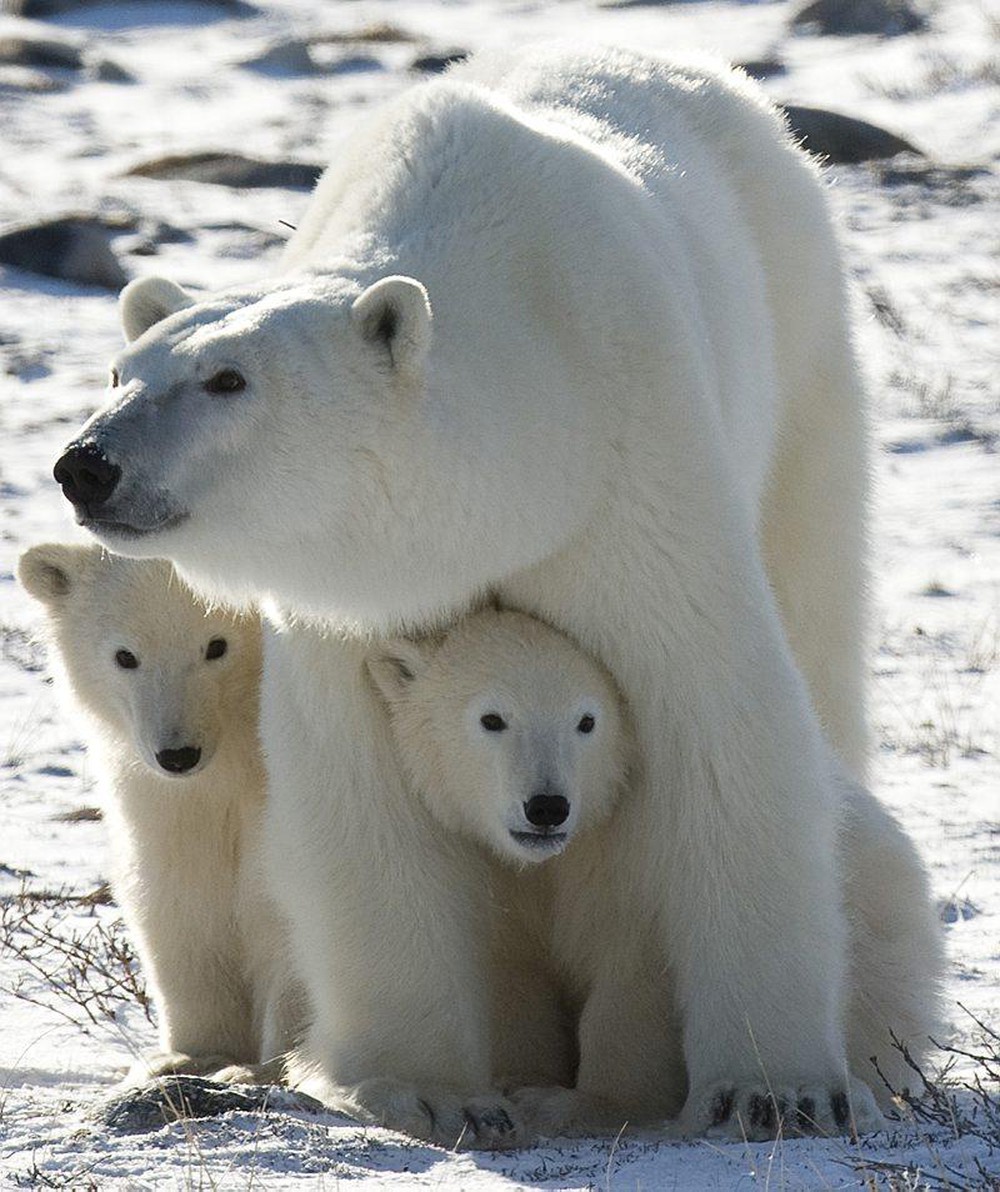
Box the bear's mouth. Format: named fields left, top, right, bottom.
left=509, top=830, right=568, bottom=853
left=81, top=510, right=189, bottom=539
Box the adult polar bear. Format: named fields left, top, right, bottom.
left=55, top=46, right=888, bottom=1140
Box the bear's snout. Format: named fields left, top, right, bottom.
left=523, top=792, right=570, bottom=829
left=54, top=443, right=121, bottom=512
left=155, top=745, right=202, bottom=775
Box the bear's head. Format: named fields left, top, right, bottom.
left=368, top=608, right=629, bottom=865
left=49, top=272, right=486, bottom=623
left=18, top=542, right=261, bottom=782
left=53, top=265, right=599, bottom=629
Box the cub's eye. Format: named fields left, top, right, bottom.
left=109, top=367, right=120, bottom=388
left=205, top=637, right=228, bottom=661
left=480, top=713, right=507, bottom=733
left=115, top=649, right=139, bottom=670
left=577, top=714, right=595, bottom=734
left=203, top=369, right=246, bottom=395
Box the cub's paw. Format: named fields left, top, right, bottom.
left=508, top=1086, right=630, bottom=1138
left=211, top=1057, right=289, bottom=1086
left=123, top=1051, right=240, bottom=1085
left=327, top=1077, right=528, bottom=1150
left=680, top=1076, right=884, bottom=1141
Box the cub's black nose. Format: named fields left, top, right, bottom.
left=53, top=444, right=120, bottom=509
left=155, top=746, right=202, bottom=774
left=524, top=793, right=570, bottom=828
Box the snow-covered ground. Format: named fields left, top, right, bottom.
left=1, top=0, right=997, bottom=1187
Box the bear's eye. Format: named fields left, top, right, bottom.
left=205, top=637, right=228, bottom=661
left=115, top=649, right=139, bottom=670
left=109, top=367, right=120, bottom=388
left=204, top=369, right=246, bottom=396
left=577, top=714, right=596, bottom=734
left=480, top=713, right=507, bottom=732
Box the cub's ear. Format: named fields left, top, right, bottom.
left=17, top=543, right=99, bottom=607
left=366, top=638, right=430, bottom=707
left=351, top=276, right=432, bottom=378
left=120, top=276, right=194, bottom=343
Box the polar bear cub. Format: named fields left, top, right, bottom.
left=18, top=543, right=302, bottom=1082
left=368, top=606, right=626, bottom=1098
left=368, top=608, right=629, bottom=867
left=371, top=606, right=944, bottom=1137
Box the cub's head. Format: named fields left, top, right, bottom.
left=51, top=273, right=435, bottom=617
left=368, top=609, right=629, bottom=866
left=17, top=543, right=261, bottom=782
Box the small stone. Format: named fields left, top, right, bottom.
left=240, top=39, right=317, bottom=77
left=411, top=50, right=468, bottom=74
left=0, top=30, right=84, bottom=70
left=6, top=0, right=255, bottom=17
left=0, top=217, right=128, bottom=289
left=124, top=152, right=323, bottom=190
left=88, top=55, right=133, bottom=83
left=96, top=1076, right=326, bottom=1134
left=738, top=58, right=786, bottom=81
left=781, top=105, right=921, bottom=163
left=791, top=0, right=927, bottom=36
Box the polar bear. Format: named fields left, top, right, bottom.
left=51, top=44, right=944, bottom=1143
left=17, top=543, right=303, bottom=1083
left=366, top=606, right=630, bottom=1100
left=371, top=610, right=944, bottom=1139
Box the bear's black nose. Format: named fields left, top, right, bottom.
left=155, top=746, right=202, bottom=774
left=53, top=443, right=121, bottom=510
left=524, top=793, right=570, bottom=828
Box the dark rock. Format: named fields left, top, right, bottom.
left=411, top=50, right=468, bottom=74
left=869, top=159, right=989, bottom=206
left=738, top=58, right=787, bottom=81
left=326, top=53, right=381, bottom=75
left=781, top=104, right=921, bottom=162
left=791, top=0, right=927, bottom=36
left=97, top=1076, right=326, bottom=1134
left=89, top=56, right=133, bottom=82
left=0, top=216, right=128, bottom=289
left=124, top=152, right=323, bottom=190
left=4, top=0, right=256, bottom=17
left=0, top=30, right=84, bottom=69
left=873, top=159, right=988, bottom=188
left=240, top=38, right=317, bottom=76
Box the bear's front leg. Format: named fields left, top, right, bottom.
left=504, top=495, right=884, bottom=1140
left=260, top=627, right=533, bottom=1148
left=634, top=626, right=884, bottom=1140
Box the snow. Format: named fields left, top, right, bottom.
left=1, top=0, right=997, bottom=1187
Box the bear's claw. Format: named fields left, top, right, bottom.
left=680, top=1076, right=884, bottom=1141
left=330, top=1077, right=529, bottom=1150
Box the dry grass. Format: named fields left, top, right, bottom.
left=0, top=883, right=151, bottom=1030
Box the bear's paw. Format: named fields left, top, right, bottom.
left=335, top=1077, right=529, bottom=1150
left=678, top=1075, right=884, bottom=1141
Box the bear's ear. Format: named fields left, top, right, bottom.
left=120, top=276, right=195, bottom=343
left=366, top=638, right=430, bottom=706
left=17, top=543, right=98, bottom=608
left=351, top=276, right=432, bottom=379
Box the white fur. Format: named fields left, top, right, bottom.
left=17, top=544, right=303, bottom=1082
left=368, top=609, right=626, bottom=1098
left=376, top=610, right=944, bottom=1137
left=60, top=45, right=944, bottom=1141
left=368, top=609, right=628, bottom=867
